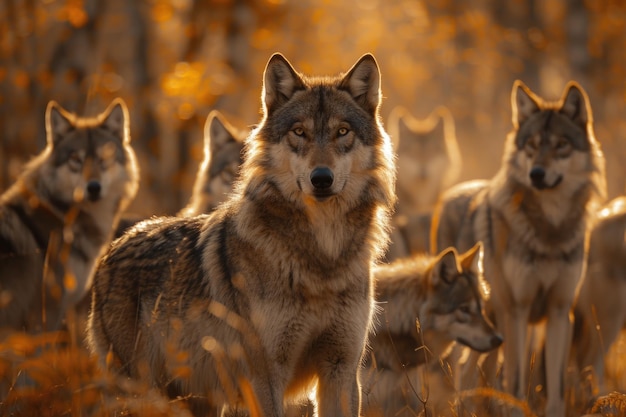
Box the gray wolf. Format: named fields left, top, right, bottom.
left=114, top=110, right=245, bottom=236
left=385, top=105, right=461, bottom=261
left=0, top=98, right=139, bottom=333
left=430, top=80, right=606, bottom=417
left=362, top=241, right=502, bottom=417
left=573, top=196, right=626, bottom=395
left=87, top=53, right=396, bottom=417
left=179, top=110, right=246, bottom=217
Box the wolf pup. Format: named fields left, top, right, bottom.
left=362, top=242, right=502, bottom=417
left=87, top=53, right=396, bottom=417
left=430, top=81, right=606, bottom=417
left=0, top=99, right=139, bottom=333
left=385, top=105, right=461, bottom=260
left=179, top=110, right=246, bottom=217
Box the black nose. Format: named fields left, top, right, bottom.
left=87, top=181, right=101, bottom=201
left=310, top=167, right=334, bottom=190
left=529, top=166, right=545, bottom=184
left=491, top=333, right=504, bottom=348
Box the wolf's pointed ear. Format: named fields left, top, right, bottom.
left=431, top=248, right=460, bottom=286
left=101, top=98, right=130, bottom=143
left=262, top=53, right=306, bottom=115
left=340, top=54, right=381, bottom=115
left=459, top=241, right=483, bottom=276
left=511, top=80, right=540, bottom=129
left=560, top=81, right=591, bottom=129
left=46, top=101, right=74, bottom=146
left=204, top=110, right=238, bottom=157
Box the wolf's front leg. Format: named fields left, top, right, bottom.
left=313, top=324, right=366, bottom=417
left=502, top=304, right=531, bottom=412
left=544, top=303, right=573, bottom=417
left=315, top=361, right=361, bottom=417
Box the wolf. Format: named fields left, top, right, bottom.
left=572, top=196, right=626, bottom=394
left=362, top=242, right=502, bottom=417
left=179, top=110, right=246, bottom=217
left=0, top=98, right=139, bottom=333
left=114, top=110, right=245, bottom=238
left=385, top=105, right=461, bottom=261
left=430, top=80, right=607, bottom=417
left=87, top=53, right=396, bottom=417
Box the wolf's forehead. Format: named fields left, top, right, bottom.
left=54, top=127, right=123, bottom=159
left=431, top=274, right=477, bottom=313
left=291, top=87, right=368, bottom=124
left=516, top=111, right=589, bottom=151
left=400, top=132, right=446, bottom=152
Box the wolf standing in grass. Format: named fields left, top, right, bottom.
left=88, top=53, right=396, bottom=417
left=0, top=99, right=138, bottom=333
left=431, top=81, right=606, bottom=416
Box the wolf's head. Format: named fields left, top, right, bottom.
left=387, top=105, right=461, bottom=213
left=31, top=99, right=139, bottom=214
left=420, top=242, right=502, bottom=353
left=506, top=80, right=606, bottom=201
left=239, top=53, right=396, bottom=215
left=182, top=110, right=245, bottom=216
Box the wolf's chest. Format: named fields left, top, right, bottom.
left=497, top=250, right=584, bottom=307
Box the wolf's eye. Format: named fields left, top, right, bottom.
left=556, top=139, right=569, bottom=150
left=100, top=156, right=113, bottom=169
left=68, top=153, right=83, bottom=171
left=293, top=127, right=305, bottom=137
left=459, top=305, right=471, bottom=315
left=338, top=127, right=349, bottom=136
left=220, top=170, right=234, bottom=182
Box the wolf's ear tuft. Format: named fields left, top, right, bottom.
left=102, top=98, right=130, bottom=143
left=46, top=101, right=74, bottom=146
left=460, top=241, right=484, bottom=276
left=340, top=54, right=381, bottom=115
left=205, top=110, right=238, bottom=156
left=432, top=248, right=459, bottom=286
left=262, top=53, right=305, bottom=115
left=511, top=80, right=540, bottom=129
left=560, top=82, right=591, bottom=129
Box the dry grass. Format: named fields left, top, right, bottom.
left=1, top=315, right=625, bottom=417
left=0, top=324, right=194, bottom=417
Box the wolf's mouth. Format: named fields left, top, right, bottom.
left=531, top=175, right=563, bottom=190
left=457, top=337, right=490, bottom=352
left=313, top=191, right=335, bottom=202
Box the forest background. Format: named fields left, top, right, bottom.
left=2, top=0, right=625, bottom=216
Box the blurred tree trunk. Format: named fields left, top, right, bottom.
left=566, top=0, right=591, bottom=85
left=491, top=0, right=541, bottom=89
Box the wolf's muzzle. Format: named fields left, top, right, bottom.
left=529, top=166, right=562, bottom=190
left=87, top=180, right=102, bottom=201
left=310, top=167, right=334, bottom=190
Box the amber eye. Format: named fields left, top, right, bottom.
left=100, top=156, right=113, bottom=169
left=556, top=139, right=569, bottom=150
left=220, top=170, right=234, bottom=182
left=293, top=127, right=305, bottom=137
left=338, top=127, right=349, bottom=136
left=68, top=153, right=83, bottom=171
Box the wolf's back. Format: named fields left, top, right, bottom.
left=430, top=179, right=489, bottom=254
left=88, top=213, right=214, bottom=374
